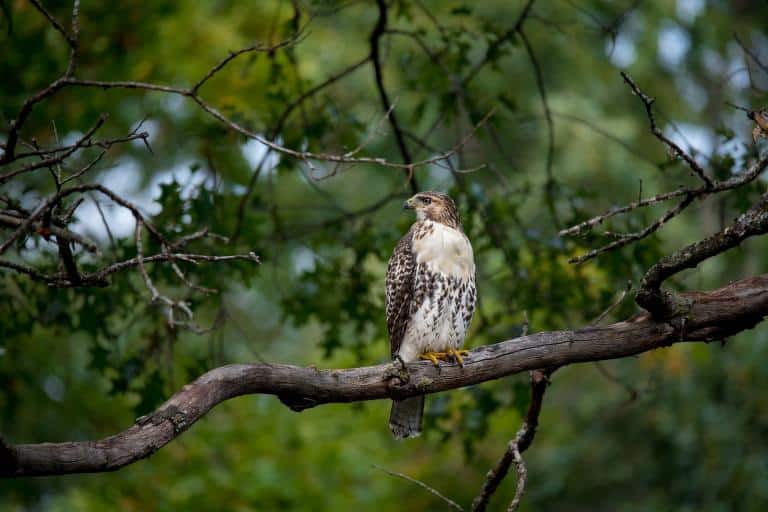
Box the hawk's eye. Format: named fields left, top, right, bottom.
left=421, top=196, right=432, bottom=205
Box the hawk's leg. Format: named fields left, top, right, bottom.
left=419, top=351, right=449, bottom=366
left=446, top=348, right=470, bottom=367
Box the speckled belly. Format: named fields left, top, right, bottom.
left=397, top=264, right=476, bottom=361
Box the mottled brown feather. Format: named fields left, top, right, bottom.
left=386, top=226, right=416, bottom=357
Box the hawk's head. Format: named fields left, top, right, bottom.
left=403, top=191, right=461, bottom=229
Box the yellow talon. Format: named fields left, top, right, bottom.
left=419, top=352, right=448, bottom=366
left=447, top=348, right=470, bottom=367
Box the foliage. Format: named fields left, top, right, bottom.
left=2, top=0, right=768, bottom=510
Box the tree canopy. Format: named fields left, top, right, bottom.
left=2, top=0, right=768, bottom=510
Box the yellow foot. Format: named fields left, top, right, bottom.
left=446, top=348, right=470, bottom=367
left=419, top=351, right=449, bottom=366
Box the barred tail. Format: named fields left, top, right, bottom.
left=389, top=396, right=425, bottom=439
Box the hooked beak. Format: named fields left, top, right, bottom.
left=403, top=197, right=416, bottom=210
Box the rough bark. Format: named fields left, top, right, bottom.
left=2, top=275, right=767, bottom=477
left=636, top=191, right=768, bottom=317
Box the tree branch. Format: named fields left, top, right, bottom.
left=472, top=369, right=550, bottom=512
left=374, top=465, right=464, bottom=511
left=370, top=0, right=418, bottom=193
left=0, top=212, right=97, bottom=252
left=560, top=131, right=768, bottom=264
left=620, top=71, right=713, bottom=188
left=2, top=275, right=767, bottom=477
left=0, top=113, right=108, bottom=184
left=462, top=0, right=536, bottom=86
left=518, top=27, right=559, bottom=228
left=636, top=190, right=768, bottom=318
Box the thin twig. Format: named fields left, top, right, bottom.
left=269, top=56, right=371, bottom=137
left=191, top=27, right=308, bottom=93
left=594, top=361, right=639, bottom=402
left=373, top=465, right=464, bottom=511
left=591, top=280, right=633, bottom=326
left=28, top=0, right=76, bottom=47
left=562, top=152, right=768, bottom=263
left=0, top=213, right=97, bottom=252
left=462, top=0, right=537, bottom=86
left=13, top=130, right=149, bottom=161
left=550, top=109, right=655, bottom=165
left=568, top=194, right=694, bottom=264
left=734, top=33, right=768, bottom=75
left=370, top=0, right=418, bottom=193
left=620, top=72, right=713, bottom=188
left=519, top=27, right=559, bottom=228
left=0, top=113, right=108, bottom=184
left=559, top=187, right=691, bottom=237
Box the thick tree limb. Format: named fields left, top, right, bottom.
left=2, top=275, right=767, bottom=477
left=636, top=190, right=768, bottom=318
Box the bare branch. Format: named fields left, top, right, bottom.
left=518, top=27, right=558, bottom=227
left=0, top=183, right=258, bottom=291
left=0, top=259, right=54, bottom=281
left=620, top=72, right=713, bottom=188
left=592, top=280, right=633, bottom=326
left=560, top=146, right=768, bottom=265
left=637, top=190, right=768, bottom=317
left=55, top=232, right=80, bottom=284
left=370, top=0, right=418, bottom=193
left=505, top=431, right=527, bottom=512
left=561, top=152, right=768, bottom=248
left=472, top=369, right=549, bottom=512
left=0, top=213, right=97, bottom=252
left=61, top=75, right=474, bottom=173
left=191, top=28, right=308, bottom=94
left=0, top=113, right=107, bottom=184
left=4, top=274, right=765, bottom=477
left=568, top=193, right=695, bottom=264
left=559, top=187, right=691, bottom=237
left=30, top=249, right=259, bottom=288
left=134, top=219, right=160, bottom=302
left=60, top=146, right=109, bottom=184
left=1, top=1, right=81, bottom=163
left=269, top=55, right=371, bottom=137
left=67, top=0, right=81, bottom=76
left=462, top=0, right=537, bottom=86
left=28, top=0, right=75, bottom=47
left=12, top=128, right=149, bottom=161
left=734, top=33, right=768, bottom=76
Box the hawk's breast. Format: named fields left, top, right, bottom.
left=412, top=221, right=475, bottom=279
left=397, top=220, right=476, bottom=361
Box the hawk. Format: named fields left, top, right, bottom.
left=386, top=191, right=477, bottom=439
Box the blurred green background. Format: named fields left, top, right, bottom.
left=2, top=0, right=768, bottom=510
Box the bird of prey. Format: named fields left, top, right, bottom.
left=386, top=191, right=477, bottom=439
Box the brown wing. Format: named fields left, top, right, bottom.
left=386, top=227, right=416, bottom=357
